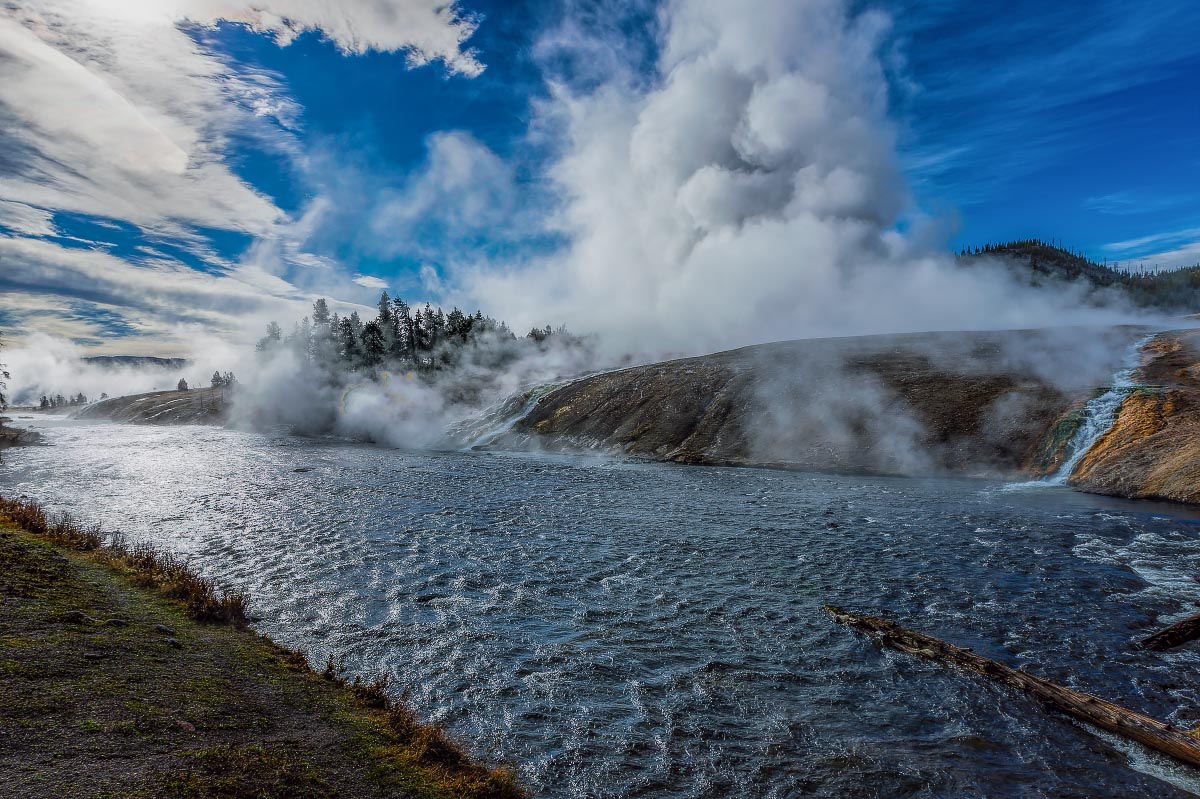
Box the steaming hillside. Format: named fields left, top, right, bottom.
left=74, top=387, right=228, bottom=425
left=485, top=327, right=1159, bottom=480
left=69, top=325, right=1200, bottom=504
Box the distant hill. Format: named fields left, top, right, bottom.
left=959, top=239, right=1200, bottom=312
left=82, top=355, right=188, bottom=371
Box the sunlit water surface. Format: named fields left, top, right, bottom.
left=5, top=417, right=1200, bottom=798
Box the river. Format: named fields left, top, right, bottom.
left=4, top=416, right=1200, bottom=798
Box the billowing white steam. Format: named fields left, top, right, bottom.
left=456, top=0, right=1139, bottom=357
left=3, top=332, right=245, bottom=406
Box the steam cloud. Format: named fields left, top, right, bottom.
left=1, top=0, right=1178, bottom=464
left=3, top=332, right=245, bottom=406
left=452, top=0, right=1146, bottom=357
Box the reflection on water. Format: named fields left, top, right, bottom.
left=5, top=417, right=1200, bottom=798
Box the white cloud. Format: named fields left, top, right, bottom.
left=1099, top=226, right=1200, bottom=271
left=0, top=1, right=481, bottom=235
left=1104, top=227, right=1200, bottom=254
left=0, top=0, right=482, bottom=350
left=180, top=0, right=484, bottom=76
left=0, top=234, right=312, bottom=346
left=0, top=7, right=282, bottom=236
left=353, top=274, right=390, bottom=290
left=0, top=200, right=56, bottom=237
left=370, top=131, right=528, bottom=260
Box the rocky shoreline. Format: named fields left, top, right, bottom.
left=0, top=416, right=42, bottom=449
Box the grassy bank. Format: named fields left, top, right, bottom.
left=0, top=497, right=523, bottom=799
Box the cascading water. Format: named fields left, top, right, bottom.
left=451, top=381, right=566, bottom=450
left=1047, top=334, right=1155, bottom=484
left=450, top=363, right=633, bottom=450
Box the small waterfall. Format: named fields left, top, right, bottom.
left=1047, top=334, right=1153, bottom=484
left=449, top=363, right=632, bottom=451
left=452, top=381, right=566, bottom=451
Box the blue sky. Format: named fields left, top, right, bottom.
left=1, top=0, right=1197, bottom=354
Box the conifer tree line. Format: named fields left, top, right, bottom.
left=255, top=293, right=578, bottom=375
left=39, top=393, right=89, bottom=409
left=959, top=239, right=1200, bottom=311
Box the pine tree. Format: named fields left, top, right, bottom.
left=391, top=298, right=415, bottom=362
left=297, top=316, right=312, bottom=361
left=257, top=321, right=283, bottom=352
left=362, top=320, right=386, bottom=366
left=377, top=292, right=393, bottom=330
left=446, top=307, right=468, bottom=343
left=312, top=298, right=331, bottom=327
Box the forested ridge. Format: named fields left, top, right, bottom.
left=960, top=239, right=1200, bottom=312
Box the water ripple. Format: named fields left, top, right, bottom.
left=3, top=417, right=1200, bottom=797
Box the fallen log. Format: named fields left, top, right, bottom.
left=824, top=604, right=1200, bottom=769
left=1138, top=611, right=1200, bottom=652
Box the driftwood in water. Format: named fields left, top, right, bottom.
left=824, top=605, right=1200, bottom=769
left=1138, top=612, right=1200, bottom=652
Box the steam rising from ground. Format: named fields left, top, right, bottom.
left=3, top=0, right=1179, bottom=465
left=3, top=333, right=244, bottom=407
left=454, top=0, right=1145, bottom=357
left=225, top=330, right=597, bottom=449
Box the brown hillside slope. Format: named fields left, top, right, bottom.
left=493, top=328, right=1141, bottom=478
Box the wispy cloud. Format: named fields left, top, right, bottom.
left=353, top=275, right=390, bottom=290
left=1101, top=226, right=1200, bottom=270
left=0, top=201, right=56, bottom=237
left=0, top=0, right=483, bottom=352
left=893, top=0, right=1200, bottom=202
left=1103, top=227, right=1200, bottom=253
left=1082, top=191, right=1185, bottom=217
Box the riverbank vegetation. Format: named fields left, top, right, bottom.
left=0, top=496, right=523, bottom=799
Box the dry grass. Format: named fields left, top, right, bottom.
left=0, top=495, right=247, bottom=624
left=298, top=652, right=524, bottom=799
left=0, top=494, right=526, bottom=799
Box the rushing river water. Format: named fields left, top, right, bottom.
left=5, top=416, right=1200, bottom=798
